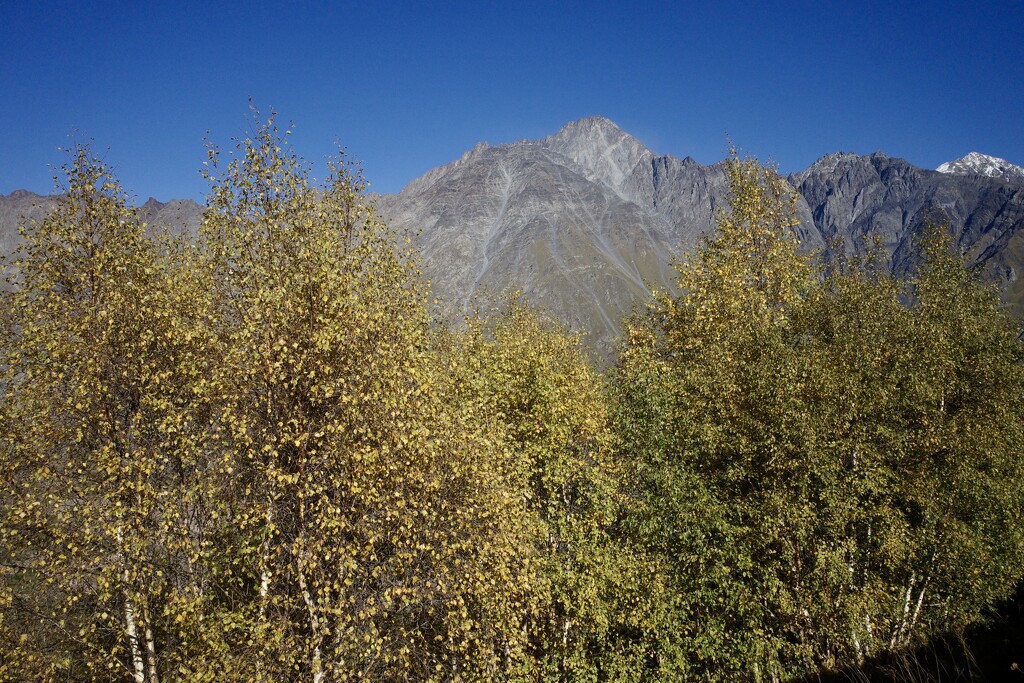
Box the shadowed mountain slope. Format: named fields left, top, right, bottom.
left=794, top=152, right=1024, bottom=313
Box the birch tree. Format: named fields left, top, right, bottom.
left=612, top=154, right=1024, bottom=680
left=0, top=146, right=215, bottom=681
left=191, top=112, right=538, bottom=681
left=447, top=299, right=670, bottom=680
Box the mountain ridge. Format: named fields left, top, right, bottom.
left=3, top=120, right=1023, bottom=353
left=378, top=119, right=1024, bottom=351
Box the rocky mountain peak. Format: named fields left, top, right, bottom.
left=462, top=140, right=489, bottom=161
left=542, top=116, right=655, bottom=198
left=789, top=152, right=862, bottom=185
left=8, top=119, right=1021, bottom=356
left=4, top=189, right=43, bottom=201
left=937, top=152, right=1024, bottom=183
left=548, top=115, right=626, bottom=141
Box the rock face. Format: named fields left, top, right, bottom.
left=377, top=117, right=820, bottom=352
left=378, top=121, right=1024, bottom=351
left=0, top=190, right=54, bottom=258
left=0, top=191, right=202, bottom=286
left=376, top=121, right=674, bottom=350
left=794, top=152, right=1024, bottom=313
left=937, top=152, right=1024, bottom=184
left=4, top=120, right=1023, bottom=353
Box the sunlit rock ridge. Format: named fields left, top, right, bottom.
left=3, top=119, right=1024, bottom=353
left=375, top=116, right=817, bottom=352
left=377, top=118, right=1024, bottom=352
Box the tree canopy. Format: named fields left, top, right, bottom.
left=1, top=130, right=1022, bottom=682
left=612, top=154, right=1024, bottom=680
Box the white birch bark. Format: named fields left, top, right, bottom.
left=907, top=555, right=935, bottom=643
left=119, top=525, right=146, bottom=683
left=143, top=600, right=159, bottom=683
left=891, top=572, right=915, bottom=648
left=257, top=503, right=273, bottom=679
left=295, top=487, right=323, bottom=683
left=907, top=582, right=928, bottom=644
left=124, top=596, right=146, bottom=683
left=297, top=557, right=324, bottom=683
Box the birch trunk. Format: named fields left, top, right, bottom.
left=907, top=563, right=934, bottom=644
left=257, top=503, right=273, bottom=679
left=119, top=525, right=146, bottom=683
left=891, top=572, right=915, bottom=648
left=297, top=557, right=324, bottom=683
left=142, top=599, right=159, bottom=683
left=124, top=595, right=146, bottom=683
left=117, top=524, right=148, bottom=683
left=295, top=485, right=324, bottom=683
left=907, top=582, right=928, bottom=645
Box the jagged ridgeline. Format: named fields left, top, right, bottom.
left=3, top=117, right=1024, bottom=351
left=377, top=117, right=1024, bottom=352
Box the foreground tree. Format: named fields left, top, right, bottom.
left=4, top=124, right=1021, bottom=683
left=0, top=119, right=542, bottom=682
left=189, top=113, right=538, bottom=681
left=445, top=299, right=672, bottom=680
left=0, top=147, right=215, bottom=681
left=612, top=154, right=1024, bottom=680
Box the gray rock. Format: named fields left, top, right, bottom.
left=794, top=152, right=1024, bottom=314
left=0, top=190, right=202, bottom=287
left=376, top=117, right=821, bottom=354
left=379, top=121, right=1024, bottom=352
left=5, top=120, right=1023, bottom=354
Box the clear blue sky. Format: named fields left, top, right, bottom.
left=2, top=1, right=1022, bottom=202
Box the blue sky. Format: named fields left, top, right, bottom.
left=2, top=1, right=1022, bottom=201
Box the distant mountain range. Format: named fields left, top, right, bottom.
left=3, top=118, right=1023, bottom=352
left=0, top=192, right=200, bottom=254
left=376, top=118, right=1024, bottom=351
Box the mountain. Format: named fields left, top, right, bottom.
left=0, top=191, right=202, bottom=286
left=375, top=119, right=671, bottom=350
left=379, top=121, right=1024, bottom=352
left=937, top=152, right=1024, bottom=184
left=0, top=190, right=201, bottom=242
left=795, top=152, right=1024, bottom=308
left=376, top=116, right=821, bottom=352
left=0, top=190, right=53, bottom=257
left=3, top=120, right=1023, bottom=354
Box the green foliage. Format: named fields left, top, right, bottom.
left=446, top=299, right=672, bottom=680
left=612, top=154, right=1024, bottom=680
left=2, top=130, right=1021, bottom=683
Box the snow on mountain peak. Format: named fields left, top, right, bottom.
left=937, top=152, right=1024, bottom=183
